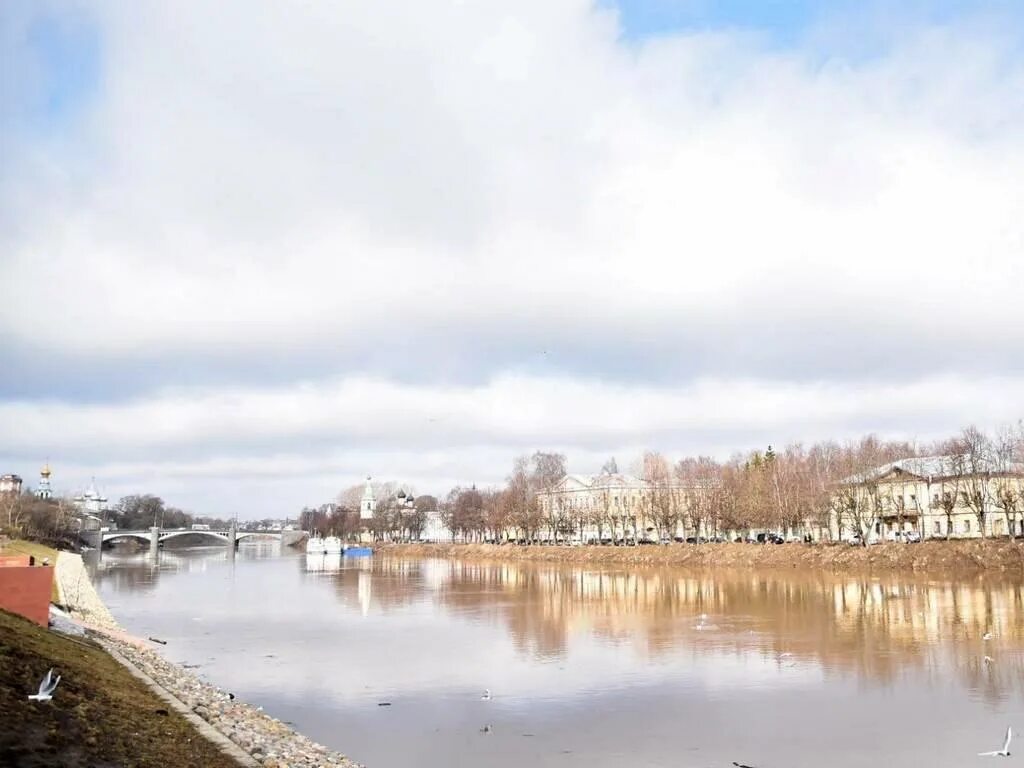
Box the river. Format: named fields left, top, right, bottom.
left=86, top=543, right=1024, bottom=768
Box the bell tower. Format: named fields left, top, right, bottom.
left=360, top=476, right=375, bottom=520
left=36, top=463, right=52, bottom=500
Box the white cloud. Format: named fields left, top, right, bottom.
left=2, top=2, right=1023, bottom=514
left=6, top=372, right=1023, bottom=514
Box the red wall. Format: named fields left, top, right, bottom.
left=0, top=555, right=31, bottom=568
left=0, top=567, right=53, bottom=626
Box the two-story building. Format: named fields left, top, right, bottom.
left=826, top=455, right=1024, bottom=542
left=536, top=472, right=692, bottom=543
left=0, top=474, right=23, bottom=495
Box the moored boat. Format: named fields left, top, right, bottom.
left=305, top=536, right=327, bottom=554
left=323, top=536, right=343, bottom=554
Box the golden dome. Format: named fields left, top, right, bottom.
left=41, top=463, right=51, bottom=477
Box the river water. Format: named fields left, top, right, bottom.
left=86, top=543, right=1024, bottom=768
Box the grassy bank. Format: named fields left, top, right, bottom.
left=1, top=540, right=60, bottom=602
left=378, top=540, right=1024, bottom=573
left=0, top=609, right=242, bottom=768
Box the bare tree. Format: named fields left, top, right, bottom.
left=959, top=426, right=995, bottom=538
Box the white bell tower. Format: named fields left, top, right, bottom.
left=360, top=476, right=375, bottom=520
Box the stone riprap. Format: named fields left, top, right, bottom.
left=101, top=637, right=361, bottom=768
left=55, top=551, right=120, bottom=630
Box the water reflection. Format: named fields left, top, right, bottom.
left=337, top=559, right=1023, bottom=703
left=90, top=550, right=1024, bottom=768
left=85, top=540, right=282, bottom=592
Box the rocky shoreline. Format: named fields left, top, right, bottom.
left=377, top=539, right=1024, bottom=573
left=54, top=551, right=361, bottom=768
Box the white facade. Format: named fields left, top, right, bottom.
left=35, top=464, right=52, bottom=499
left=0, top=474, right=22, bottom=495
left=823, top=455, right=1024, bottom=542
left=360, top=476, right=375, bottom=520
left=536, top=473, right=692, bottom=543
left=420, top=508, right=448, bottom=542
left=73, top=479, right=109, bottom=516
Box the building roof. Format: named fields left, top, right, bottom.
left=550, top=472, right=687, bottom=493
left=843, top=455, right=1024, bottom=485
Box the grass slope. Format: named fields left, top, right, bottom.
left=0, top=609, right=241, bottom=768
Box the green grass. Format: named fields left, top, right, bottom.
left=0, top=608, right=242, bottom=768
left=1, top=540, right=60, bottom=602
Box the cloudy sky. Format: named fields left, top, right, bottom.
left=2, top=1, right=1023, bottom=518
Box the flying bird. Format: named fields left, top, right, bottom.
left=27, top=668, right=61, bottom=701
left=733, top=762, right=758, bottom=768
left=979, top=726, right=1012, bottom=757
left=984, top=655, right=995, bottom=665
left=481, top=689, right=492, bottom=701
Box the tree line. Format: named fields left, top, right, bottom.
left=1, top=490, right=243, bottom=546
left=350, top=421, right=1024, bottom=544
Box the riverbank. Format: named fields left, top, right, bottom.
left=0, top=607, right=245, bottom=768
left=24, top=549, right=361, bottom=767
left=377, top=539, right=1024, bottom=573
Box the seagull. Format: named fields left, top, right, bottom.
left=480, top=724, right=492, bottom=734
left=733, top=762, right=758, bottom=768
left=481, top=689, right=492, bottom=701
left=979, top=726, right=1012, bottom=757
left=27, top=668, right=61, bottom=701
left=984, top=655, right=995, bottom=665
left=984, top=632, right=993, bottom=641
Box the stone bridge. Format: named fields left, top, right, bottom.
left=90, top=527, right=308, bottom=550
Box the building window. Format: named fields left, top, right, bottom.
left=963, top=520, right=971, bottom=533
left=934, top=521, right=942, bottom=534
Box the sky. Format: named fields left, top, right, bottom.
left=1, top=1, right=1023, bottom=518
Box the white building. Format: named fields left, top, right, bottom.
left=35, top=464, right=52, bottom=499
left=73, top=479, right=109, bottom=516
left=824, top=455, right=1024, bottom=542
left=0, top=474, right=22, bottom=495
left=360, top=476, right=375, bottom=520
left=536, top=472, right=692, bottom=543
left=420, top=508, right=448, bottom=542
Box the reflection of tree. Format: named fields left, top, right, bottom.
left=372, top=556, right=1024, bottom=701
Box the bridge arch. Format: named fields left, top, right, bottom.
left=158, top=530, right=231, bottom=545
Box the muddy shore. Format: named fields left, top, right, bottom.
left=377, top=540, right=1024, bottom=573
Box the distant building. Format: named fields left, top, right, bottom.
left=536, top=473, right=692, bottom=543
left=420, top=508, right=448, bottom=542
left=0, top=474, right=22, bottom=495
left=35, top=464, right=52, bottom=499
left=824, top=455, right=1024, bottom=542
left=73, top=479, right=109, bottom=517
left=360, top=476, right=375, bottom=520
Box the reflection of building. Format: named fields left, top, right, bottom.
left=825, top=456, right=1024, bottom=542
left=35, top=464, right=52, bottom=499
left=0, top=474, right=22, bottom=495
